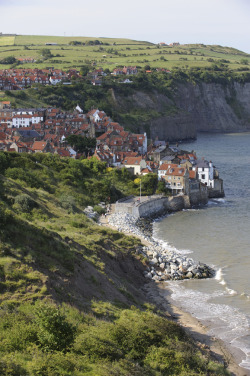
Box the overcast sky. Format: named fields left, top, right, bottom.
left=1, top=0, right=250, bottom=53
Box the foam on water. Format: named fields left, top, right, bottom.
left=168, top=281, right=250, bottom=369
left=151, top=235, right=193, bottom=255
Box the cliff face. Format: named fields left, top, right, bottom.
left=174, top=82, right=250, bottom=133
left=113, top=82, right=250, bottom=141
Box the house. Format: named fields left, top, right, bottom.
left=9, top=141, right=29, bottom=153
left=0, top=101, right=11, bottom=109
left=160, top=165, right=189, bottom=195
left=121, top=156, right=147, bottom=175
left=49, top=76, right=62, bottom=85
left=14, top=129, right=41, bottom=141
left=12, top=114, right=32, bottom=128
left=31, top=141, right=54, bottom=153
left=158, top=163, right=178, bottom=179
left=195, top=159, right=214, bottom=187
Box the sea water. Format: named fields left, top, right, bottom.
left=153, top=132, right=250, bottom=370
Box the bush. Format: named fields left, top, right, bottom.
left=35, top=302, right=76, bottom=352
left=93, top=205, right=106, bottom=215
left=58, top=195, right=76, bottom=213
left=14, top=194, right=38, bottom=213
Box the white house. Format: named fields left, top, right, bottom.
left=12, top=114, right=32, bottom=128
left=195, top=159, right=214, bottom=188
left=49, top=76, right=62, bottom=85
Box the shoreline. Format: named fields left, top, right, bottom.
left=144, top=282, right=250, bottom=376
left=100, top=209, right=250, bottom=376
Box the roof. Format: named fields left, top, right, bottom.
left=159, top=163, right=178, bottom=171
left=165, top=167, right=187, bottom=177
left=122, top=156, right=143, bottom=165
left=32, top=141, right=48, bottom=151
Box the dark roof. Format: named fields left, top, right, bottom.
left=15, top=129, right=41, bottom=138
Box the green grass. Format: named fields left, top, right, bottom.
left=0, top=35, right=249, bottom=73
left=0, top=36, right=15, bottom=46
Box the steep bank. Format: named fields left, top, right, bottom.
left=112, top=81, right=250, bottom=141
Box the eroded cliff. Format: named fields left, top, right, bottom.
left=112, top=81, right=250, bottom=141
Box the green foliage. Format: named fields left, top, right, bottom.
left=35, top=302, right=76, bottom=352
left=58, top=194, right=76, bottom=213
left=40, top=48, right=53, bottom=58
left=93, top=205, right=106, bottom=215
left=14, top=194, right=38, bottom=213
left=240, top=58, right=249, bottom=65
left=0, top=56, right=17, bottom=64
left=0, top=358, right=27, bottom=376
left=66, top=134, right=96, bottom=154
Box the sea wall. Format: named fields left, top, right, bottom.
left=189, top=189, right=209, bottom=206
left=131, top=195, right=191, bottom=218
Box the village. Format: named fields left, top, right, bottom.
left=0, top=65, right=172, bottom=89
left=0, top=98, right=224, bottom=203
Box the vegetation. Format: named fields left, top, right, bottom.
left=0, top=151, right=231, bottom=374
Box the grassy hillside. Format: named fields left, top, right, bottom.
left=0, top=34, right=249, bottom=74
left=0, top=151, right=230, bottom=375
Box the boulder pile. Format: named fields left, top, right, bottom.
left=108, top=213, right=214, bottom=281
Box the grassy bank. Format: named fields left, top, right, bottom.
left=0, top=151, right=231, bottom=375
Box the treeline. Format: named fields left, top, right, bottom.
left=0, top=152, right=160, bottom=206
left=69, top=40, right=110, bottom=46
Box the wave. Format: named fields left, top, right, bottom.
left=168, top=282, right=250, bottom=370
left=151, top=236, right=193, bottom=255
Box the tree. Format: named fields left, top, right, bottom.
left=80, top=65, right=91, bottom=76
left=66, top=135, right=96, bottom=155
left=40, top=48, right=53, bottom=59
left=0, top=56, right=17, bottom=64
left=240, top=58, right=249, bottom=65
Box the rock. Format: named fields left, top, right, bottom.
left=149, top=258, right=158, bottom=265
left=152, top=275, right=160, bottom=281
left=107, top=212, right=215, bottom=282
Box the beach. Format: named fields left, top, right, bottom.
left=99, top=209, right=250, bottom=376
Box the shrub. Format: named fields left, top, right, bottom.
left=14, top=194, right=38, bottom=213
left=93, top=205, right=106, bottom=215
left=58, top=195, right=76, bottom=213
left=35, top=302, right=76, bottom=352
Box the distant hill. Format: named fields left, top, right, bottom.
left=0, top=34, right=249, bottom=73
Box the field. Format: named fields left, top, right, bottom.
left=0, top=36, right=15, bottom=46
left=0, top=34, right=249, bottom=73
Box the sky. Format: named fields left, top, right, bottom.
left=1, top=0, right=250, bottom=53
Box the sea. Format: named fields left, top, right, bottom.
left=153, top=132, right=250, bottom=370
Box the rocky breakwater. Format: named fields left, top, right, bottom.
left=108, top=213, right=214, bottom=281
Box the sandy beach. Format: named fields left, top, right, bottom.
left=99, top=209, right=250, bottom=376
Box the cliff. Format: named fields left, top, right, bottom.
left=112, top=81, right=250, bottom=141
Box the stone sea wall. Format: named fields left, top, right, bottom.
left=117, top=195, right=192, bottom=219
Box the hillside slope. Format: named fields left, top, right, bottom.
left=0, top=152, right=231, bottom=375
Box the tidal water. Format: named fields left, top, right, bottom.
left=153, top=132, right=250, bottom=370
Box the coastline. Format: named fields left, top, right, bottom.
left=99, top=209, right=250, bottom=376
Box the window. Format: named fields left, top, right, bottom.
left=202, top=174, right=205, bottom=179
